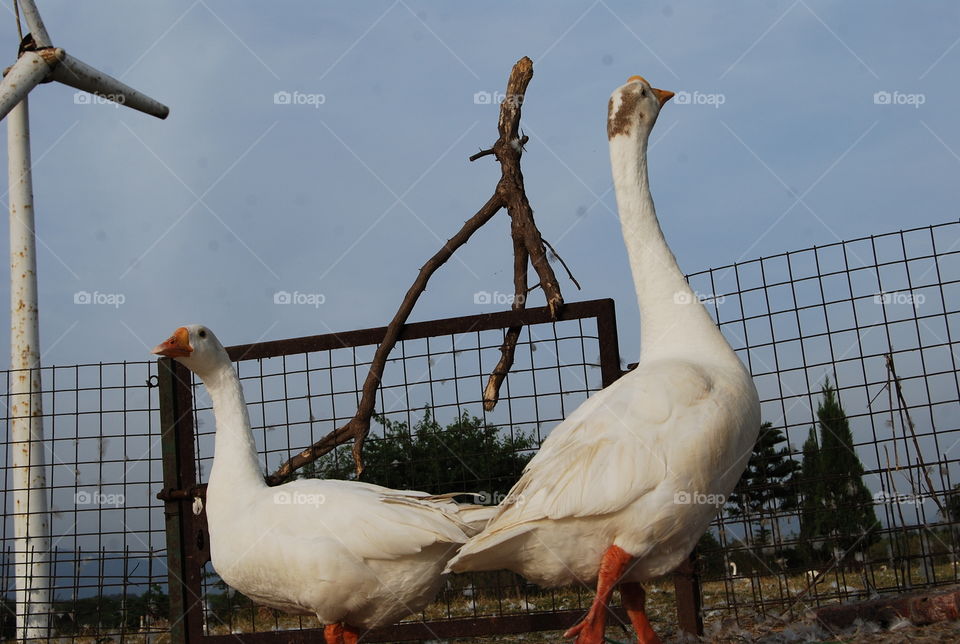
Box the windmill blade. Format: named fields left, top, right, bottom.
left=16, top=0, right=53, bottom=48
left=49, top=52, right=169, bottom=120
left=0, top=49, right=61, bottom=121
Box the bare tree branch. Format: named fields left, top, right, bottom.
left=266, top=56, right=560, bottom=481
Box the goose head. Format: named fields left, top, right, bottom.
left=152, top=324, right=230, bottom=378
left=607, top=75, right=674, bottom=141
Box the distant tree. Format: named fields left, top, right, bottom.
left=797, top=426, right=827, bottom=562
left=726, top=422, right=801, bottom=547
left=797, top=379, right=880, bottom=563
left=302, top=409, right=536, bottom=500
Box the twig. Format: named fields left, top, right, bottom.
left=885, top=354, right=944, bottom=515
left=469, top=147, right=495, bottom=162
left=542, top=237, right=581, bottom=291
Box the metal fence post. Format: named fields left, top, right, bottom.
left=158, top=357, right=206, bottom=643
left=673, top=552, right=703, bottom=635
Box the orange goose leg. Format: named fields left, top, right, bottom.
left=323, top=623, right=360, bottom=644
left=620, top=582, right=661, bottom=644
left=564, top=544, right=633, bottom=644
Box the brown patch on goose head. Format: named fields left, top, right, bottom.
left=607, top=85, right=643, bottom=140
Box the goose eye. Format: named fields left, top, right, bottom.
left=198, top=329, right=207, bottom=338
left=639, top=88, right=646, bottom=97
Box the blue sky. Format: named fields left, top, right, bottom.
left=0, top=0, right=957, bottom=369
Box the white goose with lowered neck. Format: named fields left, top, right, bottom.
left=153, top=325, right=494, bottom=644
left=447, top=77, right=760, bottom=644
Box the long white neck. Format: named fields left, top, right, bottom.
left=199, top=362, right=266, bottom=495
left=610, top=132, right=736, bottom=364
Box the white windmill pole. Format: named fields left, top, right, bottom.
left=1, top=1, right=169, bottom=638
left=8, top=91, right=50, bottom=641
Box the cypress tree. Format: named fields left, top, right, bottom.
left=727, top=422, right=801, bottom=547
left=798, top=378, right=880, bottom=563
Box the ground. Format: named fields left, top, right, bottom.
left=57, top=566, right=960, bottom=642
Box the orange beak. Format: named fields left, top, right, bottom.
left=652, top=87, right=674, bottom=107
left=152, top=327, right=192, bottom=358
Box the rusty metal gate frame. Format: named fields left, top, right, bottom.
left=157, top=299, right=702, bottom=642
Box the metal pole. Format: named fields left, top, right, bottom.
left=8, top=94, right=51, bottom=640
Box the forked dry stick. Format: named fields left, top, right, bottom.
left=477, top=57, right=578, bottom=411
left=266, top=56, right=568, bottom=482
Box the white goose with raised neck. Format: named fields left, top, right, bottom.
left=608, top=78, right=736, bottom=365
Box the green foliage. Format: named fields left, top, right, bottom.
left=694, top=530, right=726, bottom=577
left=726, top=422, right=801, bottom=546
left=302, top=409, right=536, bottom=499
left=797, top=378, right=880, bottom=564
left=48, top=584, right=169, bottom=635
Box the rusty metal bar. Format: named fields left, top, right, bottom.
left=227, top=298, right=618, bottom=362
left=673, top=544, right=704, bottom=635
left=159, top=357, right=207, bottom=643
left=594, top=297, right=623, bottom=387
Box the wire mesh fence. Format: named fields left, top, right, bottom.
left=2, top=220, right=959, bottom=642
left=690, top=220, right=960, bottom=631
left=1, top=360, right=168, bottom=641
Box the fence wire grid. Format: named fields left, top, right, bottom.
left=1, top=361, right=167, bottom=641
left=690, top=219, right=960, bottom=629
